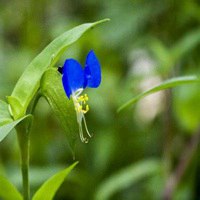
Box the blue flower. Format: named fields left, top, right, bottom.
left=59, top=50, right=101, bottom=143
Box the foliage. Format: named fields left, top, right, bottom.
left=1, top=0, right=200, bottom=200
left=0, top=18, right=108, bottom=199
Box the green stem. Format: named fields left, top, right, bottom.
left=16, top=93, right=40, bottom=200
left=16, top=122, right=30, bottom=200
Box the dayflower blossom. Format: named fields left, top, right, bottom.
left=58, top=50, right=101, bottom=143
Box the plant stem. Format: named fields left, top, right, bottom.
left=16, top=121, right=30, bottom=200
left=16, top=93, right=40, bottom=200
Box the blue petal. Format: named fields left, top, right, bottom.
left=62, top=74, right=71, bottom=99
left=84, top=50, right=101, bottom=88
left=62, top=59, right=84, bottom=98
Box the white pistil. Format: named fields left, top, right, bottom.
left=72, top=90, right=92, bottom=143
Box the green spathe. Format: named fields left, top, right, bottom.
left=40, top=68, right=78, bottom=151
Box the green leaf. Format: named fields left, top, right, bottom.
left=32, top=162, right=78, bottom=200
left=0, top=100, right=13, bottom=126
left=95, top=159, right=160, bottom=200
left=8, top=19, right=109, bottom=120
left=0, top=175, right=22, bottom=200
left=0, top=115, right=31, bottom=142
left=40, top=68, right=78, bottom=152
left=118, top=75, right=200, bottom=112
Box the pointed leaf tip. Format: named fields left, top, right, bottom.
left=32, top=162, right=78, bottom=200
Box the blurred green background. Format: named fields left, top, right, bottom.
left=1, top=0, right=200, bottom=199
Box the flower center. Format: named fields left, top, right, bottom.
left=72, top=92, right=92, bottom=143
left=76, top=94, right=89, bottom=114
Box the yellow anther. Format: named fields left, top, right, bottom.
left=82, top=104, right=89, bottom=114
left=78, top=94, right=89, bottom=104
left=84, top=94, right=89, bottom=101
left=77, top=96, right=83, bottom=102
left=86, top=105, right=89, bottom=111
left=75, top=103, right=89, bottom=114
left=75, top=105, right=82, bottom=113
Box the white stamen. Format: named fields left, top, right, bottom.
left=83, top=115, right=92, bottom=138
left=72, top=89, right=91, bottom=143
left=78, top=121, right=88, bottom=143
left=74, top=88, right=83, bottom=97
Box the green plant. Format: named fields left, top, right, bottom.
left=0, top=19, right=108, bottom=200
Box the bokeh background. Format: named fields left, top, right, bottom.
left=1, top=0, right=200, bottom=199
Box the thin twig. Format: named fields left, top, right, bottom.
left=162, top=126, right=200, bottom=200
left=163, top=89, right=173, bottom=176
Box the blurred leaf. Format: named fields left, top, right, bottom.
left=0, top=100, right=12, bottom=126
left=173, top=84, right=200, bottom=132
left=40, top=69, right=78, bottom=152
left=8, top=165, right=65, bottom=188
left=32, top=162, right=78, bottom=200
left=148, top=38, right=172, bottom=74
left=149, top=29, right=200, bottom=75
left=0, top=175, right=22, bottom=200
left=149, top=38, right=170, bottom=64
left=8, top=19, right=109, bottom=120
left=95, top=159, right=160, bottom=200
left=172, top=29, right=200, bottom=61
left=118, top=76, right=200, bottom=112
left=0, top=115, right=31, bottom=142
